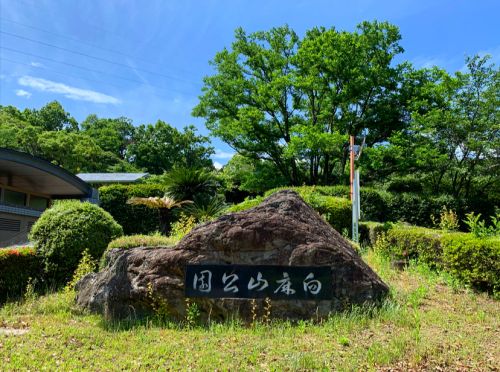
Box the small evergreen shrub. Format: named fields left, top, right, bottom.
left=0, top=247, right=43, bottom=302
left=99, top=184, right=166, bottom=234
left=169, top=214, right=197, bottom=241
left=64, top=249, right=97, bottom=293
left=431, top=206, right=460, bottom=231
left=29, top=200, right=123, bottom=283
left=463, top=211, right=500, bottom=237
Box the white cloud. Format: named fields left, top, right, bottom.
left=477, top=45, right=500, bottom=65
left=213, top=161, right=223, bottom=170
left=213, top=149, right=235, bottom=159
left=411, top=56, right=445, bottom=69
left=30, top=62, right=44, bottom=68
left=18, top=75, right=121, bottom=104
left=15, top=89, right=32, bottom=98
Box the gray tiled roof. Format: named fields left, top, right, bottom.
left=76, top=173, right=149, bottom=183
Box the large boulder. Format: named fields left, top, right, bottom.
left=76, top=190, right=389, bottom=320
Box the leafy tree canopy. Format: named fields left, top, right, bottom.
left=193, top=21, right=410, bottom=185
left=127, top=121, right=214, bottom=174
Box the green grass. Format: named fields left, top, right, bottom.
left=1, top=251, right=498, bottom=370
left=107, top=234, right=177, bottom=250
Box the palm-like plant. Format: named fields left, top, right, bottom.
left=184, top=195, right=228, bottom=223
left=164, top=168, right=219, bottom=201
left=127, top=196, right=192, bottom=234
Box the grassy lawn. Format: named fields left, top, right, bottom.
left=1, top=251, right=498, bottom=371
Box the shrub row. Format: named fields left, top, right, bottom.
left=373, top=224, right=500, bottom=293
left=0, top=247, right=43, bottom=302
left=230, top=189, right=351, bottom=234
left=264, top=185, right=488, bottom=229
left=99, top=184, right=166, bottom=235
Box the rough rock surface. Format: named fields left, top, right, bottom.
left=76, top=190, right=389, bottom=320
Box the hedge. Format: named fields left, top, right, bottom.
left=442, top=234, right=500, bottom=293
left=0, top=247, right=43, bottom=302
left=359, top=221, right=390, bottom=246
left=230, top=189, right=351, bottom=234
left=385, top=226, right=444, bottom=269
left=372, top=224, right=500, bottom=293
left=99, top=184, right=166, bottom=235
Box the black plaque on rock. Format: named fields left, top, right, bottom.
left=185, top=264, right=333, bottom=300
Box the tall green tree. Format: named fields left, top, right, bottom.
left=81, top=114, right=135, bottom=159
left=23, top=101, right=78, bottom=131
left=193, top=22, right=409, bottom=185
left=127, top=121, right=214, bottom=174
left=362, top=56, right=499, bottom=198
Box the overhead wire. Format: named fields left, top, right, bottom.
left=0, top=46, right=200, bottom=96
left=0, top=56, right=130, bottom=91
left=0, top=30, right=200, bottom=85
left=0, top=17, right=176, bottom=69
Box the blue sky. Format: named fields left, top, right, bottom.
left=1, top=0, right=499, bottom=168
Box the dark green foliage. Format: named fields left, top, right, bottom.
left=385, top=193, right=460, bottom=227
left=385, top=176, right=423, bottom=193
left=442, top=234, right=499, bottom=293
left=265, top=185, right=389, bottom=222
left=29, top=201, right=123, bottom=283
left=127, top=121, right=214, bottom=174
left=0, top=247, right=43, bottom=302
left=162, top=168, right=225, bottom=222
left=183, top=196, right=227, bottom=222
left=163, top=168, right=218, bottom=202
left=232, top=188, right=351, bottom=233
left=99, top=184, right=166, bottom=235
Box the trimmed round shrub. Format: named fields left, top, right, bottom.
left=29, top=200, right=123, bottom=283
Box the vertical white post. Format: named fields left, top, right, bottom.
left=356, top=169, right=360, bottom=220
left=352, top=170, right=359, bottom=243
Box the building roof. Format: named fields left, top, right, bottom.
left=76, top=173, right=149, bottom=184
left=0, top=147, right=93, bottom=197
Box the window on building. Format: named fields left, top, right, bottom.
left=3, top=189, right=27, bottom=207
left=29, top=195, right=49, bottom=211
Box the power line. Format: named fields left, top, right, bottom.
left=0, top=56, right=129, bottom=91
left=0, top=17, right=160, bottom=67
left=0, top=30, right=200, bottom=85
left=0, top=46, right=199, bottom=95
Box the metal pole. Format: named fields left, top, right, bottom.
left=352, top=170, right=359, bottom=243
left=349, top=135, right=354, bottom=201
left=356, top=169, right=360, bottom=220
